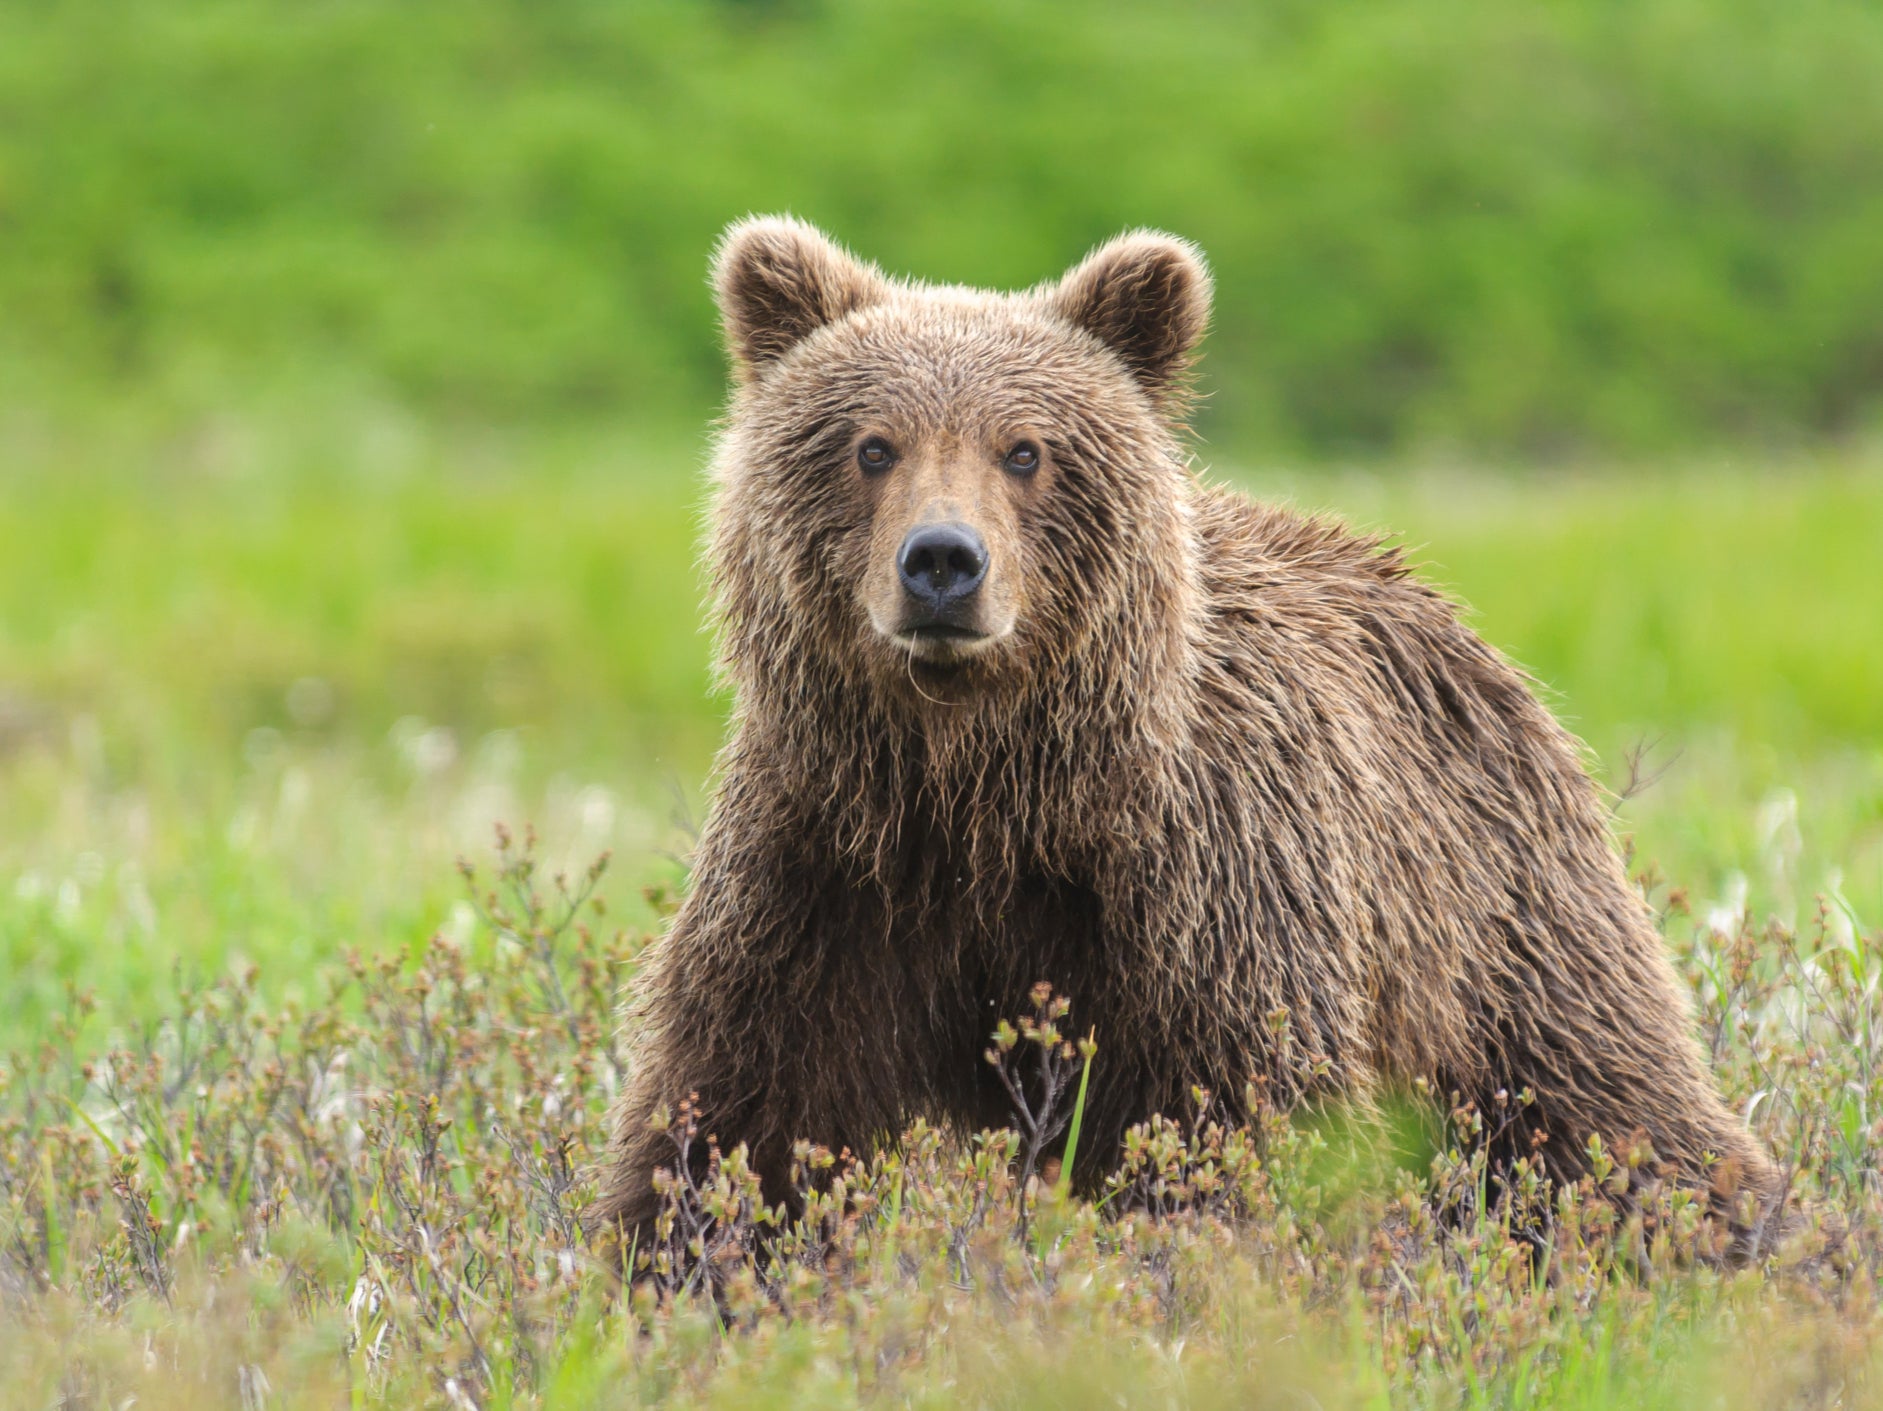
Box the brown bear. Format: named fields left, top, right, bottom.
left=592, top=216, right=1778, bottom=1254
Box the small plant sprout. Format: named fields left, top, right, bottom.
left=984, top=983, right=1094, bottom=1242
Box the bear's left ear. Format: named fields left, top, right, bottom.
left=713, top=216, right=887, bottom=377
left=1050, top=231, right=1212, bottom=411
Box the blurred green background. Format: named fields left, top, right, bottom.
left=1, top=0, right=1879, bottom=1039
left=11, top=0, right=1883, bottom=451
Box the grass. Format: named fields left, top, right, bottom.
left=3, top=427, right=1877, bottom=1040
left=3, top=427, right=1882, bottom=1405
left=4, top=822, right=1883, bottom=1409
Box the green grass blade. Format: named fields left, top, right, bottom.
left=1056, top=1032, right=1096, bottom=1201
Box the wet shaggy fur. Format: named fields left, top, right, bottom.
left=592, top=217, right=1779, bottom=1252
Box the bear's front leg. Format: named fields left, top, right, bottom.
left=587, top=908, right=805, bottom=1261
left=586, top=816, right=913, bottom=1266
left=585, top=1002, right=785, bottom=1269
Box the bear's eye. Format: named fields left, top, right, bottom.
left=1003, top=441, right=1041, bottom=476
left=857, top=437, right=897, bottom=474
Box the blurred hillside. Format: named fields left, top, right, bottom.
left=6, top=0, right=1883, bottom=457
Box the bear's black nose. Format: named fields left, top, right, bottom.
left=897, top=523, right=988, bottom=606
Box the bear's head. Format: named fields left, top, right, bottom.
left=706, top=217, right=1210, bottom=719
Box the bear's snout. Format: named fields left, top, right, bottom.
left=896, top=522, right=988, bottom=621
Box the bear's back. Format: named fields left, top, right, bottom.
left=1184, top=487, right=1647, bottom=1082
left=1191, top=486, right=1580, bottom=802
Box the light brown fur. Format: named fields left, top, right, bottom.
left=592, top=217, right=1779, bottom=1255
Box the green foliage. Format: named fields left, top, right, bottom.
left=7, top=0, right=1883, bottom=454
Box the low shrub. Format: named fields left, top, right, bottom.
left=3, top=827, right=1881, bottom=1407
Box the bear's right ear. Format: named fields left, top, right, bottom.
left=713, top=216, right=886, bottom=376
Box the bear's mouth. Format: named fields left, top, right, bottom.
left=893, top=622, right=992, bottom=662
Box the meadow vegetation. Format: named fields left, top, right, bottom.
left=3, top=429, right=1877, bottom=1042
left=5, top=812, right=1883, bottom=1409
left=2, top=431, right=1879, bottom=1407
